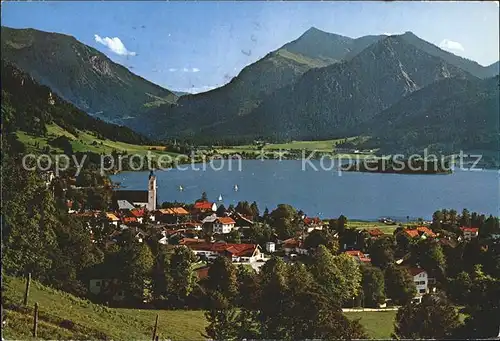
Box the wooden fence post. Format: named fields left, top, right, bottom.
left=155, top=335, right=159, bottom=341
left=151, top=314, right=159, bottom=341
left=32, top=302, right=39, bottom=338
left=23, top=272, right=31, bottom=306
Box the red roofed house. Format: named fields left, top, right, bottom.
left=404, top=227, right=436, bottom=239
left=407, top=267, right=430, bottom=301
left=180, top=240, right=263, bottom=263
left=344, top=250, right=371, bottom=263
left=130, top=208, right=145, bottom=224
left=460, top=227, right=479, bottom=241
left=193, top=201, right=217, bottom=212
left=213, top=217, right=236, bottom=234
left=366, top=228, right=385, bottom=238
left=282, top=238, right=308, bottom=255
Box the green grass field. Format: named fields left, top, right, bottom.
left=347, top=220, right=401, bottom=235
left=3, top=275, right=397, bottom=340
left=346, top=311, right=397, bottom=339
left=16, top=124, right=182, bottom=158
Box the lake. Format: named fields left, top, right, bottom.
left=111, top=160, right=499, bottom=221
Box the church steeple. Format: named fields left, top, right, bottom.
left=147, top=171, right=157, bottom=211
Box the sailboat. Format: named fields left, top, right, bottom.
left=218, top=194, right=223, bottom=201
left=233, top=184, right=239, bottom=192
left=178, top=185, right=184, bottom=192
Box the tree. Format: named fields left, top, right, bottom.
left=204, top=291, right=239, bottom=340
left=459, top=208, right=471, bottom=227
left=270, top=204, right=299, bottom=240
left=394, top=294, right=461, bottom=339
left=216, top=204, right=227, bottom=217
left=384, top=265, right=417, bottom=305
left=250, top=201, right=260, bottom=219
left=198, top=191, right=208, bottom=202
left=459, top=265, right=500, bottom=338
left=235, top=201, right=253, bottom=216
left=369, top=236, right=395, bottom=269
left=206, top=256, right=238, bottom=303
left=361, top=265, right=386, bottom=308
left=411, top=239, right=446, bottom=280
left=166, top=246, right=198, bottom=307
left=119, top=241, right=154, bottom=303
left=309, top=245, right=360, bottom=306
left=303, top=229, right=338, bottom=252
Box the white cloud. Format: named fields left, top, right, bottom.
left=94, top=34, right=136, bottom=56
left=170, top=67, right=201, bottom=73
left=439, top=39, right=465, bottom=52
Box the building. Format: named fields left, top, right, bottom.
left=213, top=217, right=236, bottom=234
left=180, top=239, right=264, bottom=263
left=460, top=227, right=479, bottom=241
left=344, top=250, right=371, bottom=263
left=365, top=228, right=385, bottom=238
left=265, top=242, right=276, bottom=253
left=113, top=171, right=157, bottom=211
left=404, top=226, right=437, bottom=239
left=193, top=201, right=217, bottom=213
left=282, top=238, right=308, bottom=255
left=408, top=267, right=429, bottom=298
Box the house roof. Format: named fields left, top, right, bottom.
left=407, top=267, right=426, bottom=276
left=122, top=216, right=138, bottom=224
left=366, top=228, right=385, bottom=237
left=106, top=212, right=120, bottom=221
left=202, top=214, right=218, bottom=223
left=114, top=190, right=148, bottom=204
left=416, top=226, right=436, bottom=237
left=345, top=250, right=366, bottom=258
left=117, top=200, right=135, bottom=210
left=282, top=238, right=303, bottom=249
left=460, top=227, right=479, bottom=233
left=404, top=229, right=420, bottom=238
left=185, top=241, right=258, bottom=257
left=130, top=208, right=146, bottom=217
left=216, top=217, right=236, bottom=225
left=304, top=217, right=321, bottom=225
left=194, top=201, right=215, bottom=210
left=157, top=207, right=189, bottom=215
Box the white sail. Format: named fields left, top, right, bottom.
left=234, top=184, right=239, bottom=191
left=218, top=194, right=223, bottom=201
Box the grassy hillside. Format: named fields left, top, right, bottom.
left=2, top=275, right=207, bottom=340
left=17, top=123, right=180, bottom=158
left=3, top=275, right=397, bottom=340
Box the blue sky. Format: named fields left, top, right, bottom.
left=2, top=1, right=499, bottom=93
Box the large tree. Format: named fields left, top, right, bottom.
left=394, top=294, right=461, bottom=339
left=166, top=246, right=198, bottom=307
left=384, top=265, right=417, bottom=305
left=369, top=236, right=395, bottom=269
left=361, top=265, right=386, bottom=308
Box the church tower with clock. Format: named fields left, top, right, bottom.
left=147, top=170, right=157, bottom=211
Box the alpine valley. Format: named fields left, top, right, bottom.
left=2, top=26, right=499, bottom=161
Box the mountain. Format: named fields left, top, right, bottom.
left=1, top=59, right=151, bottom=147
left=486, top=61, right=500, bottom=76
left=397, top=32, right=499, bottom=79
left=1, top=26, right=177, bottom=132
left=194, top=34, right=474, bottom=142
left=361, top=76, right=499, bottom=155
left=146, top=28, right=384, bottom=139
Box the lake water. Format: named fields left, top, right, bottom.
left=111, top=160, right=499, bottom=221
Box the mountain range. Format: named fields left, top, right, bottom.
left=1, top=26, right=177, bottom=127
left=1, top=25, right=499, bottom=158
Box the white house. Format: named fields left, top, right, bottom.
left=213, top=217, right=236, bottom=234
left=408, top=267, right=429, bottom=301
left=265, top=242, right=276, bottom=253
left=460, top=227, right=479, bottom=241
left=282, top=238, right=308, bottom=255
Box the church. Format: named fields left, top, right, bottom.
left=114, top=171, right=157, bottom=211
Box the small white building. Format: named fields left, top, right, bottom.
left=460, top=227, right=479, bottom=241
left=409, top=267, right=429, bottom=299
left=213, top=217, right=236, bottom=234
left=265, top=242, right=276, bottom=253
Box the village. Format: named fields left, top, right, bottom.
left=61, top=171, right=488, bottom=306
